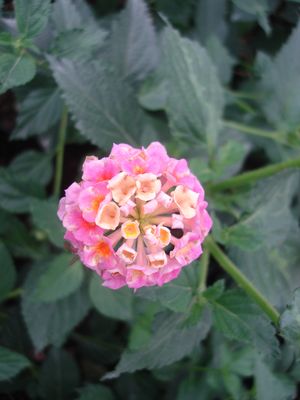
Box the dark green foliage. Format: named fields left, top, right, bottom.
left=0, top=0, right=300, bottom=399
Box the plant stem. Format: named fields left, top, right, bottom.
left=223, top=120, right=285, bottom=143
left=205, top=236, right=280, bottom=326
left=209, top=157, right=300, bottom=191
left=198, top=248, right=209, bottom=292
left=53, top=105, right=68, bottom=198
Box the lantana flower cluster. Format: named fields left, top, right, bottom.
left=58, top=142, right=212, bottom=290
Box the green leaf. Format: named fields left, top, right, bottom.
left=12, top=88, right=63, bottom=140
left=280, top=288, right=300, bottom=346
left=22, top=264, right=90, bottom=351
left=254, top=356, right=296, bottom=400
left=210, top=290, right=279, bottom=361
left=15, top=0, right=51, bottom=38
left=105, top=309, right=211, bottom=378
left=109, top=0, right=158, bottom=82
left=39, top=348, right=79, bottom=400
left=138, top=74, right=167, bottom=111
left=257, top=21, right=300, bottom=133
left=49, top=58, right=148, bottom=150
left=51, top=0, right=85, bottom=32
left=0, top=242, right=16, bottom=303
left=136, top=269, right=194, bottom=312
left=35, top=254, right=84, bottom=303
left=0, top=346, right=30, bottom=382
left=205, top=36, right=235, bottom=85
left=156, top=0, right=195, bottom=28
left=77, top=384, right=115, bottom=400
left=232, top=0, right=271, bottom=34
left=89, top=274, right=133, bottom=321
left=30, top=198, right=64, bottom=248
left=195, top=0, right=227, bottom=44
left=0, top=52, right=36, bottom=94
left=231, top=171, right=299, bottom=249
left=230, top=248, right=291, bottom=309
left=9, top=151, right=53, bottom=185
left=0, top=167, right=44, bottom=213
left=161, top=27, right=224, bottom=149
left=51, top=27, right=106, bottom=61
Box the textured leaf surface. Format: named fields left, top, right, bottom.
left=22, top=265, right=90, bottom=351
left=0, top=346, right=30, bottom=381
left=109, top=0, right=158, bottom=82
left=105, top=309, right=211, bottom=378
left=15, top=0, right=51, bottom=38
left=12, top=89, right=63, bottom=140
left=257, top=21, right=300, bottom=132
left=30, top=198, right=64, bottom=248
left=137, top=270, right=194, bottom=312
left=0, top=242, right=16, bottom=303
left=89, top=274, right=133, bottom=321
left=39, top=348, right=79, bottom=400
left=161, top=27, right=224, bottom=148
left=255, top=356, right=296, bottom=400
left=49, top=58, right=148, bottom=149
left=211, top=290, right=279, bottom=361
left=0, top=53, right=36, bottom=94
left=35, top=254, right=84, bottom=302
left=280, top=288, right=300, bottom=346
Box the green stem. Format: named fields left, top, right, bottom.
left=223, top=120, right=285, bottom=143
left=208, top=157, right=300, bottom=191
left=198, top=248, right=209, bottom=292
left=53, top=105, right=68, bottom=198
left=206, top=236, right=280, bottom=326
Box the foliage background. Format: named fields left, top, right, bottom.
left=1, top=0, right=300, bottom=399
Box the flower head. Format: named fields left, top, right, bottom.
left=58, top=142, right=212, bottom=290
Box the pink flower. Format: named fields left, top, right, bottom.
left=58, top=142, right=212, bottom=290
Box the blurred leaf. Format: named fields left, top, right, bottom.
left=0, top=52, right=36, bottom=94
left=0, top=241, right=16, bottom=303
left=109, top=0, right=158, bottom=82
left=22, top=264, right=90, bottom=351
left=30, top=198, right=64, bottom=248
left=105, top=309, right=211, bottom=378
left=232, top=0, right=271, bottom=34
left=280, top=288, right=300, bottom=346
left=0, top=167, right=44, bottom=213
left=196, top=0, right=227, bottom=44
left=0, top=210, right=45, bottom=259
left=39, top=348, right=79, bottom=400
left=9, top=151, right=53, bottom=185
left=210, top=290, right=279, bottom=361
left=161, top=26, right=224, bottom=149
left=35, top=254, right=84, bottom=303
left=49, top=58, right=148, bottom=150
left=224, top=224, right=263, bottom=251
left=51, top=27, right=106, bottom=61
left=156, top=0, right=195, bottom=27
left=205, top=36, right=235, bottom=84
left=128, top=304, right=158, bottom=350
left=15, top=0, right=51, bottom=38
left=0, top=346, right=30, bottom=382
left=77, top=384, right=115, bottom=400
left=203, top=280, right=225, bottom=301
left=254, top=356, right=296, bottom=400
left=51, top=0, right=91, bottom=32
left=138, top=74, right=167, bottom=111
left=137, top=270, right=194, bottom=312
left=257, top=21, right=300, bottom=133
left=89, top=274, right=133, bottom=321
left=12, top=88, right=63, bottom=140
